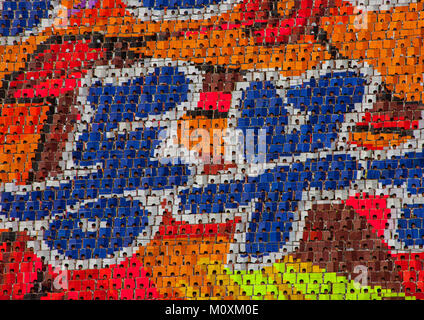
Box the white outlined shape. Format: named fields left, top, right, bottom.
left=0, top=58, right=206, bottom=269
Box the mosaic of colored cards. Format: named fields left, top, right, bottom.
left=0, top=0, right=423, bottom=300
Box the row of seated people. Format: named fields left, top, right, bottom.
left=0, top=169, right=360, bottom=190
left=3, top=2, right=422, bottom=39
left=0, top=171, right=423, bottom=211
left=3, top=249, right=422, bottom=287
left=3, top=285, right=403, bottom=300
left=0, top=229, right=422, bottom=299
left=0, top=144, right=422, bottom=169
left=1, top=183, right=424, bottom=251
left=0, top=227, right=420, bottom=254
left=2, top=239, right=424, bottom=268
left=1, top=219, right=423, bottom=265
left=0, top=0, right=330, bottom=37
left=2, top=158, right=423, bottom=183
left=0, top=142, right=421, bottom=170
left=0, top=206, right=414, bottom=260
left=0, top=257, right=420, bottom=299
left=7, top=75, right=364, bottom=106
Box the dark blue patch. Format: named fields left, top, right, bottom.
left=370, top=151, right=424, bottom=247
left=1, top=1, right=50, bottom=36
left=0, top=65, right=191, bottom=259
